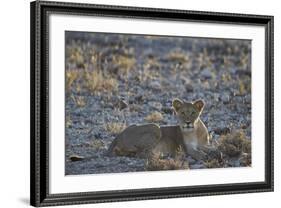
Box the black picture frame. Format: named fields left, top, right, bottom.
left=30, top=0, right=274, bottom=207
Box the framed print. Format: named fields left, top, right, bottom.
left=30, top=0, right=274, bottom=206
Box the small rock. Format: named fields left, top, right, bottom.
left=232, top=95, right=243, bottom=103
left=228, top=159, right=241, bottom=167
left=235, top=69, right=251, bottom=77
left=69, top=155, right=84, bottom=162
left=244, top=95, right=251, bottom=104
left=200, top=68, right=213, bottom=79
left=185, top=83, right=194, bottom=92
left=220, top=93, right=230, bottom=104
left=118, top=99, right=128, bottom=110
left=189, top=164, right=206, bottom=169
left=150, top=80, right=162, bottom=90
left=129, top=104, right=142, bottom=112
left=187, top=156, right=196, bottom=165
left=161, top=107, right=174, bottom=114
left=230, top=67, right=237, bottom=75
left=148, top=101, right=162, bottom=110
left=213, top=127, right=231, bottom=135
left=134, top=95, right=144, bottom=103
left=213, top=93, right=220, bottom=102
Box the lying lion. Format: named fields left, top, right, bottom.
left=108, top=99, right=210, bottom=160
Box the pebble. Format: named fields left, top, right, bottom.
left=69, top=155, right=85, bottom=162
left=118, top=99, right=128, bottom=110
left=134, top=95, right=144, bottom=103
left=187, top=156, right=196, bottom=165
left=213, top=127, right=231, bottom=135
left=185, top=83, right=194, bottom=92
left=228, top=159, right=241, bottom=167
left=244, top=95, right=251, bottom=104
left=148, top=101, right=162, bottom=110
left=200, top=68, right=213, bottom=79
left=150, top=80, right=162, bottom=90
left=220, top=93, right=230, bottom=104
left=189, top=164, right=206, bottom=169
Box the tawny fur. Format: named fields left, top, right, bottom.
left=108, top=98, right=210, bottom=160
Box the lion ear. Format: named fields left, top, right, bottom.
left=172, top=98, right=183, bottom=112
left=193, top=100, right=205, bottom=112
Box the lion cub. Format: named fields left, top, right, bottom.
left=108, top=99, right=209, bottom=160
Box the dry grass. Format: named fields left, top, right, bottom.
left=137, top=67, right=160, bottom=83
left=240, top=54, right=250, bottom=69
left=145, top=155, right=189, bottom=171
left=91, top=139, right=105, bottom=150
left=84, top=70, right=118, bottom=93
left=197, top=51, right=213, bottom=69
left=105, top=122, right=127, bottom=135
left=239, top=80, right=246, bottom=95
left=221, top=73, right=232, bottom=82
left=166, top=51, right=189, bottom=63
left=66, top=115, right=72, bottom=128
left=204, top=159, right=221, bottom=169
left=66, top=70, right=79, bottom=91
left=239, top=153, right=251, bottom=166
left=112, top=55, right=136, bottom=75
left=145, top=111, right=163, bottom=122
left=71, top=95, right=86, bottom=108
left=218, top=130, right=251, bottom=158
left=143, top=57, right=161, bottom=69
left=68, top=48, right=84, bottom=67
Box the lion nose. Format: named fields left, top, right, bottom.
left=186, top=122, right=193, bottom=128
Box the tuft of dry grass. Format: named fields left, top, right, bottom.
left=239, top=153, right=251, bottom=166
left=66, top=115, right=72, bottom=128
left=166, top=51, right=189, bottom=63
left=84, top=70, right=118, bottom=93
left=239, top=80, right=246, bottom=95
left=66, top=70, right=79, bottom=91
left=105, top=122, right=127, bottom=135
left=204, top=159, right=221, bottom=169
left=91, top=139, right=105, bottom=150
left=137, top=67, right=160, bottom=83
left=71, top=95, right=86, bottom=108
left=143, top=57, right=161, bottom=69
left=145, top=155, right=189, bottom=171
left=68, top=48, right=84, bottom=67
left=145, top=111, right=163, bottom=122
left=112, top=55, right=136, bottom=75
left=217, top=130, right=251, bottom=158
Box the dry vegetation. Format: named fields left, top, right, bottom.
left=217, top=130, right=251, bottom=158
left=90, top=139, right=106, bottom=150
left=84, top=70, right=118, bottom=93
left=202, top=129, right=252, bottom=168
left=104, top=122, right=127, bottom=135
left=166, top=51, right=190, bottom=63
left=66, top=70, right=79, bottom=91
left=145, top=156, right=189, bottom=171
left=71, top=95, right=86, bottom=108
left=112, top=54, right=136, bottom=75
left=145, top=146, right=188, bottom=171
left=145, top=111, right=164, bottom=122
left=65, top=115, right=72, bottom=128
